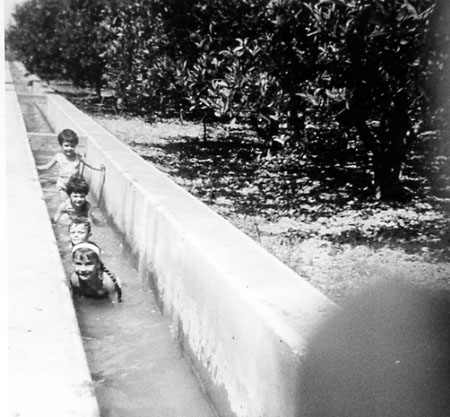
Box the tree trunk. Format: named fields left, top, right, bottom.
left=374, top=96, right=410, bottom=199
left=372, top=156, right=403, bottom=200
left=355, top=94, right=410, bottom=200
left=288, top=94, right=305, bottom=145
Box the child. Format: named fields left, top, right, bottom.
left=53, top=174, right=93, bottom=224
left=68, top=219, right=119, bottom=297
left=71, top=242, right=122, bottom=302
left=37, top=128, right=104, bottom=201
left=68, top=217, right=92, bottom=246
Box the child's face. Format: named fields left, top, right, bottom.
left=61, top=140, right=77, bottom=157
left=70, top=192, right=87, bottom=208
left=73, top=252, right=100, bottom=281
left=69, top=224, right=91, bottom=245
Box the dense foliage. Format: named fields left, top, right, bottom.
left=7, top=0, right=450, bottom=200
left=7, top=0, right=108, bottom=93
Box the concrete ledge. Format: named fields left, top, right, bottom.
left=6, top=63, right=100, bottom=417
left=17, top=93, right=47, bottom=104
left=39, top=70, right=336, bottom=417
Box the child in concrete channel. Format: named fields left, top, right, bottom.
left=53, top=174, right=94, bottom=224
left=68, top=218, right=120, bottom=298
left=37, top=128, right=104, bottom=201
left=71, top=242, right=122, bottom=302
left=68, top=217, right=93, bottom=246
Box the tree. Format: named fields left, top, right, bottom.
left=7, top=0, right=109, bottom=95
left=57, top=0, right=110, bottom=96
left=7, top=0, right=67, bottom=78
left=8, top=0, right=445, bottom=201
left=331, top=0, right=435, bottom=199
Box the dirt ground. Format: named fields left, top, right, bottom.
left=43, top=79, right=450, bottom=303
left=81, top=113, right=450, bottom=304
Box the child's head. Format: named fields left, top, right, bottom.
left=58, top=129, right=79, bottom=156
left=58, top=129, right=79, bottom=146
left=69, top=218, right=92, bottom=245
left=66, top=175, right=89, bottom=206
left=72, top=242, right=101, bottom=281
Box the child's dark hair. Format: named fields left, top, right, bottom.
left=58, top=129, right=79, bottom=146
left=69, top=217, right=91, bottom=234
left=66, top=174, right=89, bottom=196
left=102, top=263, right=123, bottom=302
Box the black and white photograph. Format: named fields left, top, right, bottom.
left=5, top=1, right=450, bottom=416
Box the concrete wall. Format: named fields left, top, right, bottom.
left=42, top=82, right=337, bottom=417
left=6, top=63, right=100, bottom=417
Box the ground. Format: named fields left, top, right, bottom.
left=51, top=82, right=450, bottom=303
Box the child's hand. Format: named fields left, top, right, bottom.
left=90, top=214, right=98, bottom=226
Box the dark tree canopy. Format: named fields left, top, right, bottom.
left=6, top=0, right=448, bottom=200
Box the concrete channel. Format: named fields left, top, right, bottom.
left=7, top=60, right=337, bottom=417
left=7, top=64, right=100, bottom=416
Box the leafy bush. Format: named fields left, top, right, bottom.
left=7, top=0, right=449, bottom=200
left=7, top=0, right=108, bottom=93
left=328, top=0, right=436, bottom=199
left=7, top=0, right=66, bottom=78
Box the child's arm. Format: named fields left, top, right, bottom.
left=36, top=154, right=58, bottom=171
left=80, top=155, right=105, bottom=172
left=52, top=201, right=65, bottom=224
left=69, top=273, right=81, bottom=297
left=86, top=201, right=96, bottom=225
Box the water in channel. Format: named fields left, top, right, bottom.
left=16, top=90, right=217, bottom=416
